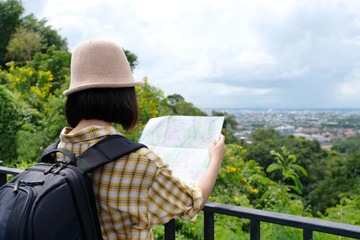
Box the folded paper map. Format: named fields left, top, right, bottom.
left=139, top=116, right=224, bottom=185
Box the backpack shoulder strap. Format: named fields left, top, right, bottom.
left=76, top=135, right=147, bottom=174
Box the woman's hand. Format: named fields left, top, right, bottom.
left=196, top=134, right=226, bottom=209
left=208, top=134, right=226, bottom=168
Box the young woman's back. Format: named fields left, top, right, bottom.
left=60, top=38, right=225, bottom=239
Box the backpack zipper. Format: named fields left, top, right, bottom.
left=13, top=180, right=45, bottom=192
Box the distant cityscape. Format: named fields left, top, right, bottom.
left=206, top=109, right=360, bottom=148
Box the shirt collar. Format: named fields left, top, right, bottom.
left=60, top=125, right=121, bottom=143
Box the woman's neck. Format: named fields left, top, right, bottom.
left=70, top=119, right=112, bottom=133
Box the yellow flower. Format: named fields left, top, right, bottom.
left=29, top=71, right=33, bottom=76
left=234, top=197, right=239, bottom=201
left=248, top=186, right=259, bottom=194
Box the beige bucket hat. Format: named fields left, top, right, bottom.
left=63, top=38, right=144, bottom=96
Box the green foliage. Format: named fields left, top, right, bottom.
left=267, top=146, right=307, bottom=195
left=16, top=95, right=67, bottom=165
left=212, top=144, right=266, bottom=207
left=173, top=101, right=207, bottom=116
left=164, top=93, right=207, bottom=116
left=331, top=135, right=360, bottom=154
left=0, top=85, right=22, bottom=164
left=6, top=26, right=45, bottom=63
left=212, top=110, right=240, bottom=144
left=0, top=0, right=68, bottom=66
left=21, top=13, right=68, bottom=52
left=308, top=151, right=360, bottom=214
left=246, top=128, right=282, bottom=172
left=166, top=93, right=184, bottom=106
left=26, top=46, right=71, bottom=92
left=1, top=4, right=359, bottom=236
left=345, top=152, right=360, bottom=178
left=0, top=0, right=24, bottom=66
left=135, top=77, right=164, bottom=123
left=5, top=62, right=54, bottom=109
left=123, top=49, right=138, bottom=72
left=252, top=127, right=281, bottom=141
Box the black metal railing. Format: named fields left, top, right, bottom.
left=1, top=166, right=360, bottom=240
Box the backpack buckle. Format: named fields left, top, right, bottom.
left=44, top=162, right=68, bottom=175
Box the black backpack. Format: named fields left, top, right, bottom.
left=0, top=135, right=145, bottom=240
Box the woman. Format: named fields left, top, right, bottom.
left=58, top=38, right=225, bottom=239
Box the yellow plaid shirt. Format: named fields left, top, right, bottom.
left=57, top=125, right=203, bottom=239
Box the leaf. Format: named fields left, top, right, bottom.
left=289, top=193, right=305, bottom=202
left=261, top=190, right=272, bottom=201
left=270, top=150, right=284, bottom=162
left=288, top=185, right=303, bottom=195
left=287, top=154, right=297, bottom=163
left=290, top=164, right=308, bottom=176
left=266, top=163, right=282, bottom=173
left=292, top=177, right=303, bottom=190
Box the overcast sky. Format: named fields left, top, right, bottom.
left=23, top=0, right=360, bottom=109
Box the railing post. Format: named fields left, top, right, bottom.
left=250, top=219, right=260, bottom=240
left=204, top=210, right=214, bottom=240
left=303, top=228, right=313, bottom=240
left=0, top=172, right=6, bottom=187
left=164, top=219, right=176, bottom=240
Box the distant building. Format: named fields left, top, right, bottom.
left=275, top=125, right=295, bottom=137
left=293, top=133, right=331, bottom=145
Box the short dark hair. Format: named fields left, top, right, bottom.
left=65, top=87, right=139, bottom=131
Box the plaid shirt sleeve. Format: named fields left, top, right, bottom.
left=145, top=150, right=203, bottom=226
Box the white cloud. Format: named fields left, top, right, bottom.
left=275, top=66, right=310, bottom=79
left=342, top=36, right=360, bottom=45
left=337, top=68, right=360, bottom=97
left=22, top=0, right=360, bottom=108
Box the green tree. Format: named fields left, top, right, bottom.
left=21, top=14, right=68, bottom=52
left=212, top=110, right=240, bottom=144
left=246, top=128, right=282, bottom=172
left=266, top=146, right=308, bottom=197
left=0, top=0, right=24, bottom=66
left=0, top=85, right=22, bottom=164
left=26, top=46, right=71, bottom=92
left=173, top=101, right=207, bottom=116
left=6, top=26, right=45, bottom=64
left=123, top=49, right=138, bottom=72
left=167, top=94, right=185, bottom=106
left=331, top=135, right=360, bottom=154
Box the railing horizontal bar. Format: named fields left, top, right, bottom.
left=0, top=166, right=24, bottom=175
left=204, top=202, right=360, bottom=239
